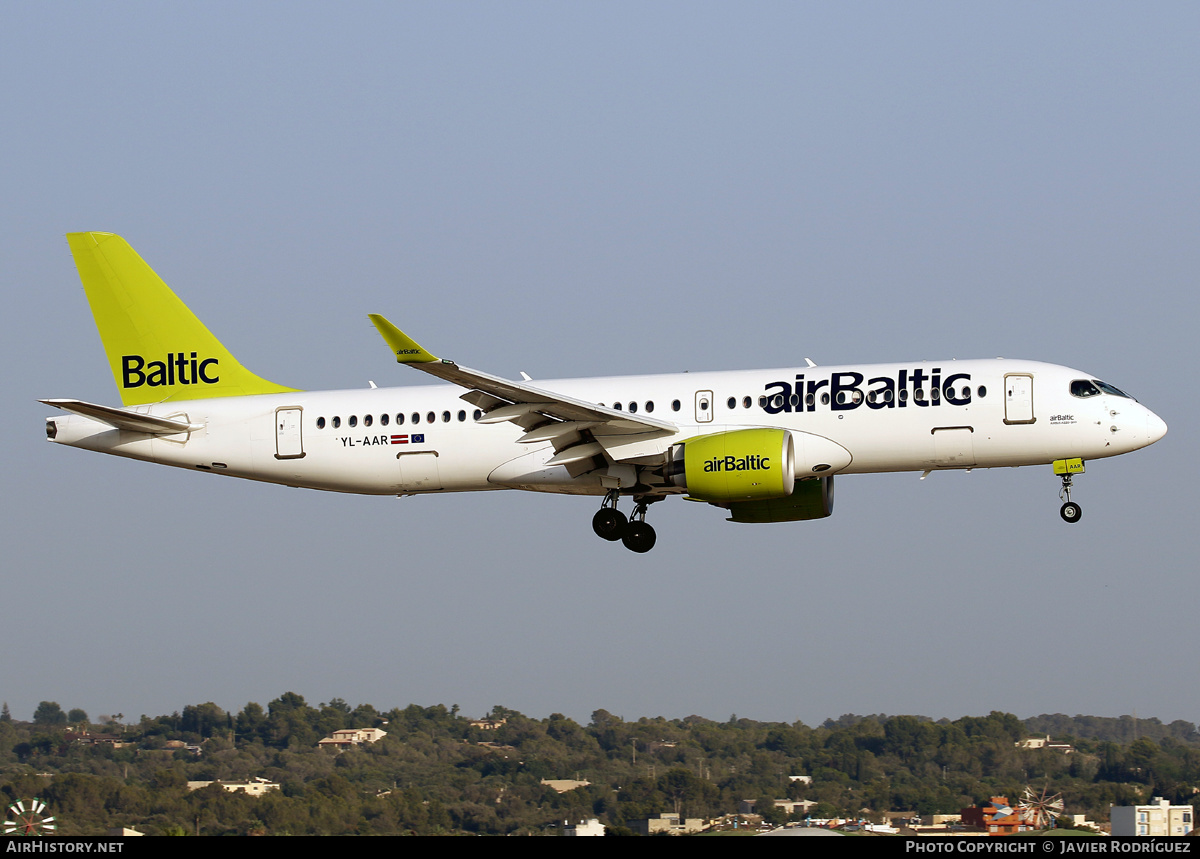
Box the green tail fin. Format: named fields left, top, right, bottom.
left=67, top=232, right=298, bottom=406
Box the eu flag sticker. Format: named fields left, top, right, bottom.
left=412, top=434, right=425, bottom=444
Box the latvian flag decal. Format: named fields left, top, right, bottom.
left=391, top=434, right=425, bottom=444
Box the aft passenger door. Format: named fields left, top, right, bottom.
left=275, top=407, right=305, bottom=459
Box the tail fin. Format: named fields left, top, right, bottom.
left=66, top=232, right=298, bottom=406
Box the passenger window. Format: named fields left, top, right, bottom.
left=977, top=386, right=987, bottom=398
left=332, top=416, right=341, bottom=428
left=397, top=413, right=405, bottom=425
left=412, top=413, right=420, bottom=424
left=758, top=396, right=767, bottom=407
left=743, top=396, right=751, bottom=409
left=317, top=416, right=326, bottom=429
left=727, top=397, right=736, bottom=409
left=349, top=415, right=358, bottom=428
left=458, top=410, right=466, bottom=422
left=914, top=389, right=925, bottom=403
left=645, top=401, right=654, bottom=413
left=628, top=402, right=637, bottom=413
left=671, top=400, right=681, bottom=411
left=613, top=403, right=622, bottom=411
left=380, top=413, right=389, bottom=426
left=931, top=388, right=940, bottom=402
left=427, top=412, right=435, bottom=424
left=473, top=409, right=482, bottom=420
left=364, top=414, right=373, bottom=427
left=820, top=393, right=830, bottom=406
left=442, top=411, right=451, bottom=422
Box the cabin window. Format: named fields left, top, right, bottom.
left=758, top=396, right=767, bottom=407
left=364, top=414, right=373, bottom=427
left=316, top=416, right=326, bottom=429
left=977, top=386, right=987, bottom=398
left=380, top=413, right=389, bottom=426
left=332, top=416, right=341, bottom=428
left=727, top=397, right=736, bottom=409
left=628, top=402, right=638, bottom=413
left=646, top=401, right=655, bottom=413
left=914, top=389, right=925, bottom=403
left=899, top=390, right=908, bottom=402
left=412, top=412, right=420, bottom=424
left=458, top=410, right=466, bottom=422
left=671, top=400, right=681, bottom=411
left=743, top=396, right=751, bottom=408
left=396, top=413, right=405, bottom=425
left=930, top=388, right=940, bottom=402
left=820, top=393, right=830, bottom=405
left=473, top=409, right=482, bottom=420
left=613, top=402, right=622, bottom=411
left=349, top=415, right=358, bottom=428
left=427, top=412, right=436, bottom=424
left=440, top=410, right=449, bottom=422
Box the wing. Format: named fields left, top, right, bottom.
left=368, top=315, right=679, bottom=475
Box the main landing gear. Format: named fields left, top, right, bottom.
left=592, top=491, right=658, bottom=553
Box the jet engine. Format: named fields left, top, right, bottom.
left=667, top=428, right=796, bottom=502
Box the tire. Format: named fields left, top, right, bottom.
left=592, top=507, right=628, bottom=541
left=1059, top=502, right=1082, bottom=524
left=622, top=521, right=657, bottom=553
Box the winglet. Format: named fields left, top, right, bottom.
left=368, top=314, right=440, bottom=364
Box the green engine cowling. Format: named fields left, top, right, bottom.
left=668, top=428, right=795, bottom=502
left=721, top=476, right=835, bottom=523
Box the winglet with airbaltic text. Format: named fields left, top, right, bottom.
left=368, top=314, right=440, bottom=364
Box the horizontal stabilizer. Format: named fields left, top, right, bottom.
left=41, top=399, right=201, bottom=434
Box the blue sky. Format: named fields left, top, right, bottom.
left=3, top=2, right=1196, bottom=727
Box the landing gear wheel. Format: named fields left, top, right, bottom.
left=592, top=507, right=628, bottom=541
left=1060, top=502, right=1082, bottom=524
left=622, top=521, right=657, bottom=553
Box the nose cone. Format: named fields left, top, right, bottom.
left=1146, top=409, right=1168, bottom=445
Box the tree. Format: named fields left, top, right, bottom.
left=34, top=701, right=67, bottom=726
left=1, top=701, right=11, bottom=722
left=68, top=708, right=89, bottom=725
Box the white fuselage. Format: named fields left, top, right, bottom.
left=46, top=358, right=1167, bottom=497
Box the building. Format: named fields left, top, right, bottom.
left=564, top=818, right=606, bottom=836
left=1111, top=797, right=1194, bottom=837
left=629, top=813, right=705, bottom=835
left=186, top=778, right=280, bottom=797
left=961, top=797, right=1032, bottom=835
left=317, top=727, right=387, bottom=749
left=541, top=779, right=590, bottom=793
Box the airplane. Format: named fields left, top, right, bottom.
left=43, top=232, right=1168, bottom=553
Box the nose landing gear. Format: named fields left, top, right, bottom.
left=1054, top=458, right=1084, bottom=523
left=592, top=491, right=658, bottom=552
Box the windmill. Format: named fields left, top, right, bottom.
left=1018, top=784, right=1064, bottom=830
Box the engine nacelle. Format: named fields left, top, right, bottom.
left=722, top=475, right=835, bottom=523
left=668, top=428, right=795, bottom=502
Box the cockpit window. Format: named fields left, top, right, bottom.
left=1071, top=379, right=1101, bottom=398
left=1093, top=379, right=1133, bottom=399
